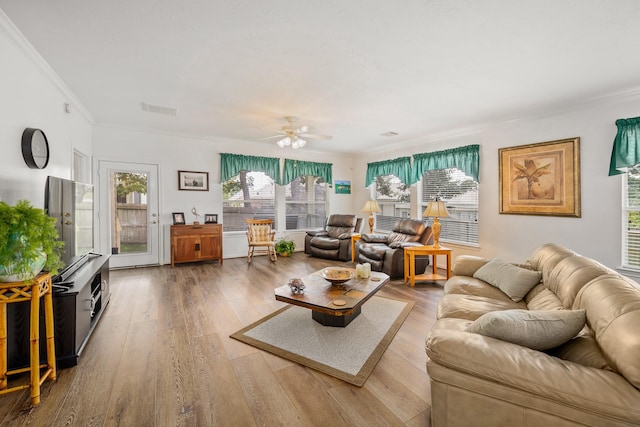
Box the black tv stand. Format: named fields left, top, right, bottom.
left=7, top=254, right=110, bottom=369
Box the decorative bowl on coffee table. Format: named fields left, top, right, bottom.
left=319, top=267, right=355, bottom=285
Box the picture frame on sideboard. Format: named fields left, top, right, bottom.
left=172, top=212, right=186, bottom=225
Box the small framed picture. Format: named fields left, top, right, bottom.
left=172, top=212, right=186, bottom=225
left=205, top=214, right=218, bottom=224
left=178, top=170, right=209, bottom=191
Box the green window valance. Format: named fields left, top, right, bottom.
left=220, top=153, right=281, bottom=184
left=412, top=144, right=480, bottom=183
left=365, top=156, right=413, bottom=187
left=609, top=117, right=640, bottom=176
left=282, top=159, right=333, bottom=187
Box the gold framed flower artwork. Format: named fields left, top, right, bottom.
left=499, top=137, right=581, bottom=217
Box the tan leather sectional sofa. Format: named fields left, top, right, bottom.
left=426, top=243, right=640, bottom=427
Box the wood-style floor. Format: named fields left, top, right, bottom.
left=0, top=253, right=443, bottom=426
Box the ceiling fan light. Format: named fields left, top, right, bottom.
left=297, top=138, right=307, bottom=148
left=292, top=139, right=300, bottom=149
left=277, top=137, right=291, bottom=147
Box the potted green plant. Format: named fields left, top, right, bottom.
left=0, top=200, right=64, bottom=282
left=275, top=238, right=296, bottom=257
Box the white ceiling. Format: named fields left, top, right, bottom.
left=3, top=0, right=640, bottom=153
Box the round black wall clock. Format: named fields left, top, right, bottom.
left=21, top=128, right=50, bottom=169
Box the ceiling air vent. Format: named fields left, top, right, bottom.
left=141, top=102, right=177, bottom=116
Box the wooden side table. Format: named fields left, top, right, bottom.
left=0, top=273, right=56, bottom=405
left=403, top=246, right=452, bottom=287
left=350, top=233, right=361, bottom=263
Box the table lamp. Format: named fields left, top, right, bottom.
left=361, top=200, right=381, bottom=233
left=422, top=200, right=450, bottom=248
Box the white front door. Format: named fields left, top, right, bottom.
left=97, top=161, right=160, bottom=268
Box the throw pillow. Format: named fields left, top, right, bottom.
left=473, top=258, right=541, bottom=302
left=466, top=309, right=586, bottom=351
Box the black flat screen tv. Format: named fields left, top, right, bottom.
left=45, top=176, right=94, bottom=282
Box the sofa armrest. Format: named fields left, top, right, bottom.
left=426, top=325, right=640, bottom=419
left=388, top=241, right=422, bottom=249
left=361, top=233, right=388, bottom=243
left=337, top=232, right=356, bottom=240
left=452, top=255, right=490, bottom=276
left=306, top=229, right=328, bottom=237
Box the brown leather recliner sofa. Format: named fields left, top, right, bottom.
left=304, top=214, right=362, bottom=261
left=355, top=219, right=433, bottom=279
left=426, top=243, right=640, bottom=427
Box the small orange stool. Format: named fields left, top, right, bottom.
left=0, top=273, right=56, bottom=405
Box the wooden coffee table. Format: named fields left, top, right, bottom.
left=274, top=269, right=389, bottom=327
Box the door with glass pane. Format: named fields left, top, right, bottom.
left=98, top=161, right=159, bottom=268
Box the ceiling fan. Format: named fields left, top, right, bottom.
left=265, top=116, right=333, bottom=149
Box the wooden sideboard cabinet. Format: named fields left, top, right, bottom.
left=171, top=224, right=223, bottom=267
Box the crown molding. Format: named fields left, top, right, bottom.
left=0, top=9, right=94, bottom=124
left=370, top=85, right=640, bottom=157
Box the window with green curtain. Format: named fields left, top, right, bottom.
left=220, top=153, right=281, bottom=184
left=421, top=168, right=478, bottom=245
left=413, top=145, right=480, bottom=246
left=374, top=174, right=411, bottom=232
left=282, top=159, right=331, bottom=231
left=609, top=117, right=640, bottom=176
left=365, top=156, right=413, bottom=187
left=623, top=165, right=640, bottom=269
left=411, top=144, right=480, bottom=184
left=220, top=153, right=280, bottom=231
left=222, top=171, right=276, bottom=232
left=282, top=159, right=333, bottom=187
left=611, top=117, right=640, bottom=269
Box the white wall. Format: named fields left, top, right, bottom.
left=353, top=93, right=640, bottom=272
left=0, top=14, right=93, bottom=206
left=92, top=125, right=355, bottom=263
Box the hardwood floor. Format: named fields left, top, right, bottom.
left=0, top=253, right=444, bottom=426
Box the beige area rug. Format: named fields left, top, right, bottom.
left=230, top=296, right=414, bottom=386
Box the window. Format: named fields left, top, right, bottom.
left=623, top=165, right=640, bottom=269
left=285, top=175, right=327, bottom=230
left=222, top=171, right=276, bottom=231
left=375, top=174, right=410, bottom=232
left=421, top=168, right=478, bottom=245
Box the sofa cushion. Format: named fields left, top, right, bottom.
left=437, top=293, right=525, bottom=321
left=326, top=226, right=352, bottom=239
left=325, top=214, right=357, bottom=239
left=528, top=243, right=575, bottom=285
left=525, top=284, right=565, bottom=311
left=452, top=255, right=490, bottom=277
left=544, top=255, right=613, bottom=308
left=574, top=274, right=640, bottom=389
left=444, top=276, right=515, bottom=301
left=547, top=327, right=613, bottom=371
left=359, top=244, right=387, bottom=261
left=466, top=309, right=586, bottom=351
left=472, top=258, right=542, bottom=302
left=310, top=236, right=340, bottom=250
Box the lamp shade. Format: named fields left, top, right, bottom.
left=362, top=200, right=381, bottom=213
left=423, top=200, right=450, bottom=218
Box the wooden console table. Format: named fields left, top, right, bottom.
left=404, top=246, right=452, bottom=287
left=171, top=224, right=223, bottom=267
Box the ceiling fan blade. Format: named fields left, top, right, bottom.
left=260, top=134, right=286, bottom=140
left=299, top=133, right=333, bottom=140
